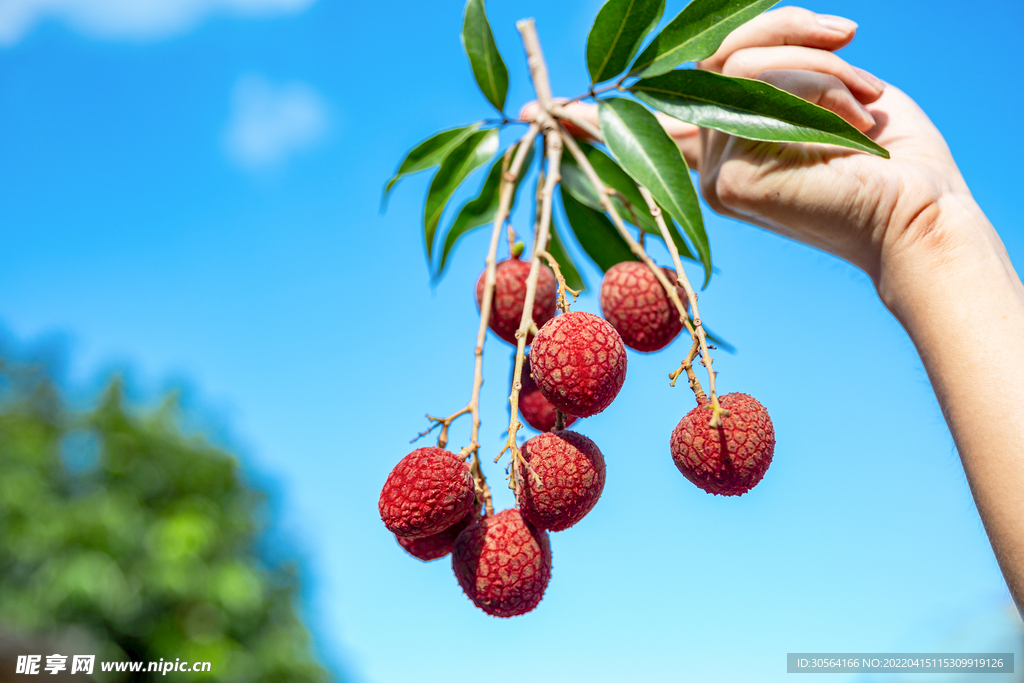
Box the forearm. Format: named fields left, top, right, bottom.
left=879, top=197, right=1024, bottom=609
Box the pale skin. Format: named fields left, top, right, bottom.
left=523, top=6, right=1024, bottom=611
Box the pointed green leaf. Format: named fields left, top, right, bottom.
left=563, top=141, right=698, bottom=262
left=598, top=97, right=711, bottom=285
left=630, top=0, right=780, bottom=78
left=547, top=217, right=587, bottom=292
left=462, top=0, right=509, bottom=112
left=424, top=129, right=499, bottom=261
left=632, top=70, right=889, bottom=157
left=384, top=124, right=481, bottom=198
left=436, top=140, right=536, bottom=278
left=560, top=190, right=634, bottom=273
left=587, top=0, right=665, bottom=84
left=559, top=156, right=605, bottom=211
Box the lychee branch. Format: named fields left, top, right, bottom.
left=558, top=127, right=695, bottom=348
left=495, top=20, right=562, bottom=495
left=636, top=185, right=727, bottom=426
left=417, top=125, right=539, bottom=517
left=501, top=131, right=562, bottom=495
left=554, top=115, right=726, bottom=426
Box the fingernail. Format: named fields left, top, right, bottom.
left=816, top=14, right=858, bottom=32
left=854, top=66, right=885, bottom=93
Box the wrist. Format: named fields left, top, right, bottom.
left=876, top=194, right=1012, bottom=323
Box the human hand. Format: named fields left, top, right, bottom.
left=521, top=7, right=980, bottom=294
left=693, top=8, right=978, bottom=293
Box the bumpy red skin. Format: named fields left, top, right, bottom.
left=476, top=258, right=557, bottom=346
left=670, top=393, right=775, bottom=496
left=379, top=447, right=476, bottom=539
left=396, top=511, right=474, bottom=562
left=530, top=311, right=627, bottom=418
left=518, top=431, right=605, bottom=531
left=600, top=261, right=688, bottom=353
left=452, top=509, right=552, bottom=618
left=520, top=354, right=578, bottom=432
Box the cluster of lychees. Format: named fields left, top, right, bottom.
left=379, top=254, right=775, bottom=618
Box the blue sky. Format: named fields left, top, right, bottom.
left=2, top=0, right=1024, bottom=681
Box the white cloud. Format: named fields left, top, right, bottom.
left=222, top=73, right=330, bottom=171
left=0, top=0, right=316, bottom=46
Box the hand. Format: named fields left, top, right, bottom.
left=693, top=7, right=976, bottom=293
left=522, top=7, right=980, bottom=294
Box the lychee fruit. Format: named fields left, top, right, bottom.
left=476, top=257, right=557, bottom=346
left=452, top=508, right=552, bottom=618
left=530, top=311, right=627, bottom=417
left=670, top=393, right=775, bottom=496
left=519, top=353, right=578, bottom=432
left=396, top=510, right=475, bottom=562
left=600, top=261, right=687, bottom=352
left=379, top=447, right=477, bottom=538
left=517, top=430, right=605, bottom=531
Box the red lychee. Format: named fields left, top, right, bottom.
left=519, top=353, right=578, bottom=432
left=476, top=257, right=557, bottom=346
left=600, top=261, right=688, bottom=352
left=670, top=393, right=775, bottom=496
left=529, top=311, right=627, bottom=417
left=396, top=510, right=475, bottom=562
left=517, top=430, right=605, bottom=531
left=379, top=447, right=476, bottom=538
left=452, top=508, right=552, bottom=618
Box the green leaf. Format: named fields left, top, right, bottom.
left=560, top=190, right=634, bottom=273
left=436, top=140, right=536, bottom=278
left=383, top=124, right=481, bottom=199
left=462, top=0, right=509, bottom=113
left=559, top=156, right=604, bottom=211
left=587, top=0, right=665, bottom=85
left=632, top=70, right=890, bottom=157
left=563, top=141, right=698, bottom=262
left=630, top=0, right=780, bottom=78
left=423, top=129, right=499, bottom=261
left=546, top=217, right=587, bottom=292
left=598, top=97, right=711, bottom=285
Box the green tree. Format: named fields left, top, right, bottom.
left=0, top=359, right=333, bottom=682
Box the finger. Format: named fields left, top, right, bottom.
left=518, top=101, right=541, bottom=122
left=757, top=69, right=876, bottom=132
left=649, top=112, right=701, bottom=171
left=699, top=6, right=858, bottom=73
left=553, top=102, right=702, bottom=170
left=519, top=98, right=572, bottom=122
left=551, top=102, right=599, bottom=139
left=722, top=45, right=885, bottom=104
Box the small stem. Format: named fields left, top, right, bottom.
left=554, top=410, right=566, bottom=431
left=537, top=249, right=579, bottom=314
left=668, top=337, right=706, bottom=403
left=605, top=187, right=641, bottom=228
left=562, top=82, right=621, bottom=106
left=637, top=184, right=726, bottom=426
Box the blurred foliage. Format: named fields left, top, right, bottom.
left=0, top=359, right=333, bottom=682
